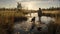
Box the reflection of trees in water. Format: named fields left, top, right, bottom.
left=14, top=17, right=27, bottom=22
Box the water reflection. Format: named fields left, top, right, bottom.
left=13, top=13, right=56, bottom=34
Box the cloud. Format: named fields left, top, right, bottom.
left=21, top=1, right=60, bottom=10
left=31, top=0, right=60, bottom=1
left=0, top=0, right=60, bottom=9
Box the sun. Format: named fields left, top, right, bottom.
left=26, top=2, right=38, bottom=10
left=27, top=3, right=33, bottom=10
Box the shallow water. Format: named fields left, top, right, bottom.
left=13, top=17, right=55, bottom=34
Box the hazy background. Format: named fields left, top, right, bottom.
left=0, top=0, right=60, bottom=10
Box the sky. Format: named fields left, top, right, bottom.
left=0, top=0, right=60, bottom=10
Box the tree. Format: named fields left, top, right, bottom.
left=17, top=2, right=22, bottom=9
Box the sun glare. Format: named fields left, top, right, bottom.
left=27, top=3, right=33, bottom=10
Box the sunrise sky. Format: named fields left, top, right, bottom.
left=0, top=0, right=60, bottom=10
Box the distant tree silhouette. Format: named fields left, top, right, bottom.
left=17, top=2, right=22, bottom=10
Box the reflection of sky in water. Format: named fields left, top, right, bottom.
left=13, top=15, right=55, bottom=33
left=13, top=13, right=55, bottom=34
left=35, top=16, right=55, bottom=24
left=13, top=21, right=32, bottom=31
left=26, top=13, right=38, bottom=17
